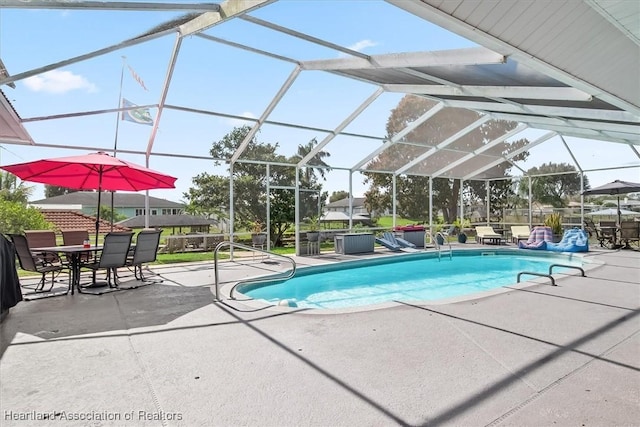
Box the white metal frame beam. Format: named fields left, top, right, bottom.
left=301, top=47, right=505, bottom=71
left=351, top=102, right=445, bottom=170
left=395, top=115, right=491, bottom=175
left=417, top=98, right=639, bottom=124
left=462, top=131, right=558, bottom=180
left=430, top=124, right=528, bottom=178
left=0, top=1, right=221, bottom=11
left=298, top=88, right=384, bottom=167
left=385, top=0, right=640, bottom=116
left=231, top=66, right=302, bottom=163
left=384, top=85, right=592, bottom=101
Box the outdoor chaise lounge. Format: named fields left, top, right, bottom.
left=376, top=232, right=420, bottom=252
left=375, top=234, right=402, bottom=251
left=518, top=226, right=553, bottom=250
left=475, top=226, right=503, bottom=245
left=383, top=232, right=416, bottom=249
left=510, top=225, right=531, bottom=244
left=546, top=228, right=589, bottom=252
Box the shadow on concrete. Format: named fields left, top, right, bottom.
left=398, top=303, right=640, bottom=426
left=0, top=283, right=213, bottom=358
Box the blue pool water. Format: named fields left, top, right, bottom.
left=239, top=251, right=583, bottom=309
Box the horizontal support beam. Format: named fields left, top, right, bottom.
left=301, top=46, right=504, bottom=71
left=0, top=1, right=221, bottom=11
left=384, top=84, right=592, bottom=101
left=423, top=98, right=640, bottom=123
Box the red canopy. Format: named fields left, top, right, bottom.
left=0, top=151, right=176, bottom=191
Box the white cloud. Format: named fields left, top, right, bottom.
left=347, top=39, right=378, bottom=52
left=23, top=70, right=97, bottom=94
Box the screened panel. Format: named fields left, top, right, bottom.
left=402, top=106, right=482, bottom=147
left=363, top=143, right=431, bottom=172
left=405, top=149, right=468, bottom=176
left=447, top=121, right=495, bottom=151
left=444, top=155, right=510, bottom=179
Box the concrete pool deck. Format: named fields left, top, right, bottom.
left=1, top=245, right=638, bottom=426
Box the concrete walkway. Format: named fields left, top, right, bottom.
left=1, top=247, right=638, bottom=426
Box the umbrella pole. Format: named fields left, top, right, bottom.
left=96, top=172, right=102, bottom=246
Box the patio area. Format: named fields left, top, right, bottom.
left=1, top=246, right=638, bottom=426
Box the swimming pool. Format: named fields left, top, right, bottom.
left=237, top=250, right=585, bottom=309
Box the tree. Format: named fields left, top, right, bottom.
left=92, top=204, right=127, bottom=223
left=518, top=162, right=588, bottom=207
left=329, top=191, right=349, bottom=203
left=0, top=199, right=52, bottom=234
left=290, top=137, right=331, bottom=184
left=184, top=126, right=330, bottom=246
left=363, top=95, right=529, bottom=223
left=45, top=185, right=78, bottom=198
left=0, top=171, right=33, bottom=204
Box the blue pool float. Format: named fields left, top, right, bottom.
left=546, top=228, right=589, bottom=253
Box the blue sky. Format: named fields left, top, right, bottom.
left=1, top=1, right=638, bottom=203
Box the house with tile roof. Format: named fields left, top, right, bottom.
left=40, top=210, right=130, bottom=234
left=31, top=192, right=184, bottom=219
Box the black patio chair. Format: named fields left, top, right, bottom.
left=80, top=232, right=133, bottom=295
left=9, top=234, right=70, bottom=299
left=24, top=229, right=63, bottom=266
left=61, top=229, right=92, bottom=262
left=121, top=229, right=163, bottom=288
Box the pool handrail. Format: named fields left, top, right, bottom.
left=213, top=241, right=296, bottom=301
left=434, top=231, right=452, bottom=260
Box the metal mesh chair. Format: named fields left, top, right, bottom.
left=24, top=230, right=62, bottom=266
left=9, top=234, right=70, bottom=299
left=61, top=229, right=91, bottom=262
left=122, top=229, right=163, bottom=288
left=80, top=232, right=133, bottom=294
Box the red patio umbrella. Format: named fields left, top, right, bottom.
left=1, top=151, right=177, bottom=244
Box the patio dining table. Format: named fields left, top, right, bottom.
left=31, top=244, right=103, bottom=295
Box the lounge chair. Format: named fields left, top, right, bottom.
left=383, top=232, right=416, bottom=249
left=475, top=226, right=503, bottom=245
left=510, top=225, right=531, bottom=244
left=381, top=232, right=420, bottom=252
left=518, top=226, right=553, bottom=250
left=375, top=234, right=402, bottom=251
left=546, top=228, right=589, bottom=252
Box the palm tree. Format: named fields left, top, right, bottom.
left=292, top=138, right=331, bottom=185
left=0, top=171, right=33, bottom=204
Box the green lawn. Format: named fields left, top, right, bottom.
left=375, top=216, right=422, bottom=228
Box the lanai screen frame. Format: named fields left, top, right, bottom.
left=0, top=0, right=638, bottom=255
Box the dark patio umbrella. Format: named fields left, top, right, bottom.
left=582, top=180, right=640, bottom=225
left=1, top=151, right=177, bottom=244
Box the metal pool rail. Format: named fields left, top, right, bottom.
left=213, top=241, right=296, bottom=301
left=517, top=263, right=586, bottom=287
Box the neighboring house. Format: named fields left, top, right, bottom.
left=325, top=197, right=370, bottom=216
left=30, top=192, right=184, bottom=219
left=40, top=210, right=130, bottom=234
left=117, top=214, right=217, bottom=233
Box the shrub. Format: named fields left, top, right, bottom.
left=544, top=212, right=563, bottom=235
